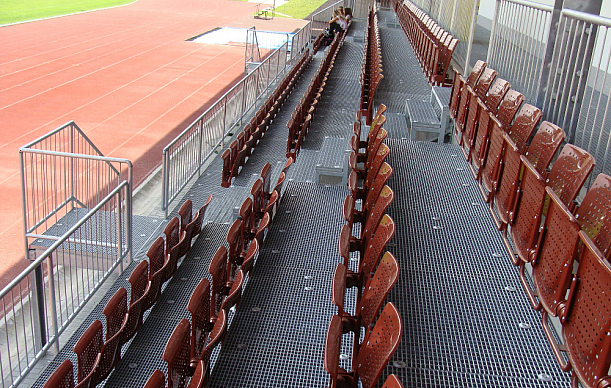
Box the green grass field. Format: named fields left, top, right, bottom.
left=274, top=0, right=329, bottom=19
left=1, top=0, right=134, bottom=25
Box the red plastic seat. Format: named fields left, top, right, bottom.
left=178, top=200, right=192, bottom=235
left=147, top=237, right=165, bottom=278
left=164, top=217, right=180, bottom=256
left=190, top=195, right=212, bottom=239
left=575, top=174, right=611, bottom=259
left=349, top=162, right=392, bottom=205
left=221, top=149, right=232, bottom=188
left=200, top=310, right=228, bottom=383
left=265, top=190, right=279, bottom=219
left=260, top=162, right=272, bottom=200
left=324, top=303, right=403, bottom=388
left=221, top=269, right=244, bottom=312
left=163, top=318, right=191, bottom=388
left=382, top=374, right=404, bottom=388
left=226, top=219, right=244, bottom=286
left=254, top=212, right=270, bottom=247
left=239, top=197, right=254, bottom=244
left=453, top=60, right=486, bottom=143
left=96, top=289, right=127, bottom=383
left=187, top=277, right=212, bottom=367
left=143, top=370, right=166, bottom=388
left=43, top=359, right=75, bottom=388
left=344, top=185, right=394, bottom=247
left=461, top=67, right=497, bottom=157
left=251, top=178, right=265, bottom=224
left=524, top=121, right=565, bottom=177
left=241, top=238, right=259, bottom=275
left=520, top=186, right=580, bottom=312
left=546, top=144, right=595, bottom=213
left=124, top=261, right=149, bottom=343
left=209, top=246, right=228, bottom=323
left=73, top=320, right=103, bottom=384
left=102, top=286, right=127, bottom=348
left=545, top=231, right=611, bottom=388
left=187, top=360, right=206, bottom=388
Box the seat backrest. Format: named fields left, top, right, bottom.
left=562, top=231, right=611, bottom=388
left=209, top=246, right=228, bottom=320
left=356, top=303, right=403, bottom=388
left=190, top=195, right=212, bottom=237
left=484, top=77, right=510, bottom=114
left=361, top=186, right=394, bottom=244
left=366, top=129, right=388, bottom=170
left=507, top=104, right=542, bottom=151
left=187, top=360, right=206, bottom=388
left=178, top=200, right=192, bottom=233
left=124, top=280, right=148, bottom=345
left=524, top=121, right=565, bottom=176
left=226, top=219, right=244, bottom=283
left=202, top=309, right=228, bottom=366
left=547, top=144, right=595, bottom=210
left=239, top=197, right=254, bottom=243
left=164, top=217, right=180, bottom=255
left=274, top=172, right=287, bottom=197
left=363, top=162, right=393, bottom=210
left=73, top=320, right=103, bottom=383
left=221, top=270, right=244, bottom=312
left=221, top=149, right=232, bottom=188
left=359, top=252, right=399, bottom=328
left=147, top=237, right=166, bottom=277
left=73, top=354, right=100, bottom=388
left=466, top=60, right=486, bottom=88
left=323, top=314, right=343, bottom=385
left=251, top=178, right=265, bottom=221
left=103, top=287, right=127, bottom=341
left=360, top=214, right=396, bottom=277
left=129, top=260, right=149, bottom=305
left=187, top=278, right=211, bottom=362
left=474, top=67, right=497, bottom=100
left=260, top=163, right=272, bottom=195
left=43, top=359, right=75, bottom=388
left=364, top=144, right=390, bottom=190
left=381, top=374, right=404, bottom=388
left=332, top=263, right=347, bottom=316
left=163, top=319, right=191, bottom=388
left=283, top=157, right=294, bottom=175
left=575, top=174, right=611, bottom=260
left=241, top=239, right=259, bottom=275
left=496, top=90, right=524, bottom=129
left=143, top=370, right=166, bottom=388
left=255, top=212, right=270, bottom=247
left=531, top=187, right=581, bottom=315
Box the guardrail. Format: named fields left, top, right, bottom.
left=162, top=42, right=289, bottom=216
left=290, top=22, right=312, bottom=63
left=0, top=181, right=130, bottom=388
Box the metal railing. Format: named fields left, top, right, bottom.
left=289, top=22, right=313, bottom=63
left=486, top=0, right=553, bottom=104
left=551, top=9, right=611, bottom=180
left=1, top=181, right=130, bottom=388
left=162, top=42, right=289, bottom=216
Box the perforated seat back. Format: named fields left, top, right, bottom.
left=226, top=219, right=244, bottom=282
left=239, top=197, right=253, bottom=241
left=208, top=246, right=228, bottom=320
left=356, top=303, right=403, bottom=388
left=221, top=150, right=232, bottom=188
left=474, top=68, right=497, bottom=100
left=260, top=163, right=272, bottom=196
left=563, top=231, right=611, bottom=388
left=467, top=60, right=486, bottom=88
left=363, top=163, right=393, bottom=211
left=496, top=90, right=524, bottom=129
left=323, top=314, right=343, bottom=384
left=241, top=238, right=259, bottom=275
left=484, top=78, right=510, bottom=114
left=524, top=121, right=565, bottom=176
left=190, top=195, right=212, bottom=237
left=202, top=310, right=227, bottom=366
left=366, top=129, right=388, bottom=170
left=510, top=157, right=547, bottom=263
left=73, top=320, right=103, bottom=383
left=255, top=213, right=270, bottom=247
left=129, top=260, right=149, bottom=305
left=163, top=319, right=191, bottom=388
left=103, top=287, right=127, bottom=341
left=251, top=178, right=265, bottom=221
left=381, top=374, right=404, bottom=388
left=575, top=174, right=611, bottom=259
left=143, top=370, right=165, bottom=388
left=164, top=217, right=180, bottom=255
left=178, top=200, right=192, bottom=233
left=532, top=187, right=580, bottom=315
left=547, top=144, right=595, bottom=210
left=332, top=263, right=347, bottom=316
left=480, top=119, right=505, bottom=194
left=494, top=134, right=523, bottom=226
left=43, top=359, right=75, bottom=388
left=361, top=215, right=396, bottom=277
left=147, top=237, right=166, bottom=276
left=221, top=270, right=244, bottom=312
left=364, top=144, right=390, bottom=190
left=507, top=104, right=541, bottom=151
left=449, top=72, right=462, bottom=118
left=187, top=278, right=211, bottom=362
left=359, top=252, right=399, bottom=328
left=362, top=186, right=394, bottom=244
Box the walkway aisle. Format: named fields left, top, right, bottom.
left=375, top=10, right=572, bottom=387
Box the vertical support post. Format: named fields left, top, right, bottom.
left=486, top=0, right=501, bottom=63
left=162, top=151, right=168, bottom=217
left=463, top=0, right=480, bottom=73
left=125, top=163, right=132, bottom=265
left=30, top=252, right=47, bottom=353
left=536, top=0, right=564, bottom=108
left=46, top=254, right=60, bottom=353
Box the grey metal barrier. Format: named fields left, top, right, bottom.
left=0, top=180, right=130, bottom=388
left=546, top=9, right=611, bottom=181
left=289, top=22, right=313, bottom=63
left=486, top=0, right=553, bottom=104
left=162, top=42, right=289, bottom=216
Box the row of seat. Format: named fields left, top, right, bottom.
left=393, top=0, right=457, bottom=86
left=221, top=48, right=310, bottom=188
left=43, top=198, right=212, bottom=388
left=286, top=29, right=346, bottom=159
left=450, top=60, right=611, bottom=387
left=143, top=160, right=292, bottom=388
left=360, top=6, right=383, bottom=125
left=324, top=105, right=404, bottom=388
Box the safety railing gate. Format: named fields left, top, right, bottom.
left=8, top=122, right=132, bottom=388
left=162, top=42, right=289, bottom=216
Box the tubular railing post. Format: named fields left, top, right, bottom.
left=46, top=254, right=60, bottom=353
left=536, top=0, right=564, bottom=108
left=116, top=186, right=123, bottom=273
left=30, top=255, right=47, bottom=353
left=486, top=0, right=501, bottom=63
left=162, top=151, right=168, bottom=217
left=463, top=0, right=480, bottom=72
left=126, top=164, right=132, bottom=265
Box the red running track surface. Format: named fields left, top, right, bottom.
left=0, top=0, right=303, bottom=289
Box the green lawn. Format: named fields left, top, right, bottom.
left=1, top=0, right=135, bottom=25
left=274, top=0, right=329, bottom=19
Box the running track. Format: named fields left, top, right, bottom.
left=0, top=0, right=304, bottom=289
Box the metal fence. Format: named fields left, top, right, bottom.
left=0, top=181, right=130, bottom=388
left=486, top=0, right=553, bottom=104
left=162, top=42, right=289, bottom=216
left=290, top=23, right=313, bottom=63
